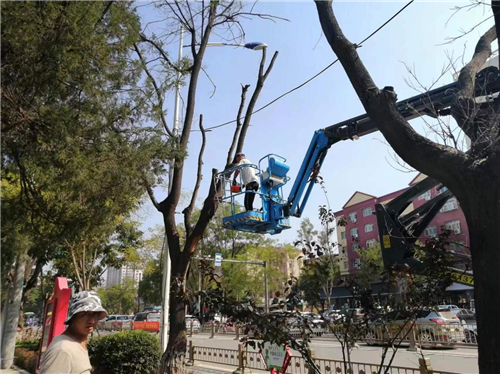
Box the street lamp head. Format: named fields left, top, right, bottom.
left=244, top=42, right=268, bottom=51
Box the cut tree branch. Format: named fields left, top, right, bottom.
left=226, top=84, right=250, bottom=165
left=235, top=48, right=279, bottom=154
left=451, top=25, right=497, bottom=142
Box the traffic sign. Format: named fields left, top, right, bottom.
left=215, top=253, right=222, bottom=267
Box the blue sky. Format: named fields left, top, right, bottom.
left=136, top=1, right=495, bottom=244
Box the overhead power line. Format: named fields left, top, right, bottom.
left=203, top=0, right=415, bottom=132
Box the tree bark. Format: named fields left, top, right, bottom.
left=160, top=265, right=188, bottom=374
left=1, top=252, right=26, bottom=369
left=314, top=1, right=500, bottom=372
left=454, top=176, right=500, bottom=373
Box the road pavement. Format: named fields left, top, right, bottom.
left=189, top=333, right=479, bottom=373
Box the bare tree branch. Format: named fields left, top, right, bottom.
left=201, top=66, right=217, bottom=98
left=451, top=25, right=497, bottom=142
left=441, top=16, right=494, bottom=45
left=143, top=176, right=161, bottom=211
left=67, top=241, right=84, bottom=291
left=134, top=43, right=174, bottom=138
left=235, top=48, right=279, bottom=154
left=183, top=115, right=206, bottom=238
left=226, top=84, right=250, bottom=165
left=139, top=34, right=191, bottom=74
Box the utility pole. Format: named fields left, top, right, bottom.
left=161, top=24, right=183, bottom=353
left=192, top=256, right=270, bottom=313
left=263, top=261, right=269, bottom=314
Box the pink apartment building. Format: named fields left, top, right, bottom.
left=335, top=173, right=470, bottom=274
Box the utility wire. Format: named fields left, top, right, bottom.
left=203, top=0, right=414, bottom=131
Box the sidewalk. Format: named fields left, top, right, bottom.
left=186, top=362, right=268, bottom=374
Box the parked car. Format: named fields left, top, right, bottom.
left=438, top=305, right=460, bottom=315
left=456, top=309, right=476, bottom=324
left=134, top=310, right=161, bottom=323
left=323, top=310, right=342, bottom=323
left=300, top=312, right=324, bottom=328
left=342, top=308, right=365, bottom=324
left=121, top=315, right=135, bottom=330
left=97, top=317, right=108, bottom=330
left=365, top=309, right=462, bottom=348
left=104, top=315, right=130, bottom=331
left=185, top=315, right=201, bottom=331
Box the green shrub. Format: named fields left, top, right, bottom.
left=14, top=347, right=37, bottom=373
left=16, top=339, right=40, bottom=351
left=88, top=330, right=161, bottom=374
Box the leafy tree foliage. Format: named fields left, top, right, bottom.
left=354, top=244, right=384, bottom=287
left=219, top=245, right=298, bottom=302
left=138, top=261, right=163, bottom=307
left=299, top=255, right=340, bottom=310
left=99, top=280, right=137, bottom=315
left=1, top=1, right=170, bottom=290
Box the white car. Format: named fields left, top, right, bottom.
left=300, top=312, right=325, bottom=327
left=104, top=315, right=130, bottom=331
left=185, top=315, right=201, bottom=331
left=438, top=305, right=460, bottom=315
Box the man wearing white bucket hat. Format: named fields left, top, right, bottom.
left=40, top=291, right=108, bottom=374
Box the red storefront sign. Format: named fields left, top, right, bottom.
left=36, top=277, right=72, bottom=373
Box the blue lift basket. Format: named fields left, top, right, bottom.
left=217, top=154, right=292, bottom=235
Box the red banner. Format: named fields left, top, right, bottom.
left=132, top=321, right=160, bottom=332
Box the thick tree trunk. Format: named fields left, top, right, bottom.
left=457, top=179, right=500, bottom=373
left=161, top=283, right=187, bottom=374
left=1, top=252, right=26, bottom=369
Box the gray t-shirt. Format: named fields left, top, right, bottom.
left=39, top=334, right=92, bottom=374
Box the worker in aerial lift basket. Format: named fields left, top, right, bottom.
left=233, top=152, right=260, bottom=211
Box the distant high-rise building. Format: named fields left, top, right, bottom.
left=106, top=265, right=143, bottom=288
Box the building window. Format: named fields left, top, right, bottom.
left=363, top=207, right=373, bottom=217
left=418, top=191, right=431, bottom=201
left=445, top=220, right=461, bottom=234
left=350, top=228, right=358, bottom=238
left=366, top=239, right=377, bottom=248
left=438, top=186, right=448, bottom=195
left=364, top=223, right=374, bottom=233
left=341, top=231, right=346, bottom=240
left=424, top=225, right=437, bottom=237
left=352, top=258, right=361, bottom=269
left=352, top=243, right=359, bottom=251
left=343, top=261, right=349, bottom=270
left=348, top=212, right=357, bottom=223
left=440, top=198, right=458, bottom=213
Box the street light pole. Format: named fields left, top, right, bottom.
left=264, top=261, right=269, bottom=314
left=161, top=24, right=183, bottom=353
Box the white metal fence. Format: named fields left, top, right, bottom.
left=194, top=322, right=478, bottom=348
left=188, top=343, right=463, bottom=374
